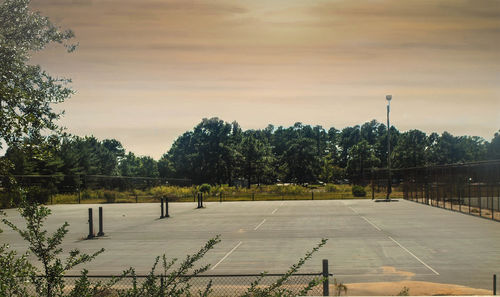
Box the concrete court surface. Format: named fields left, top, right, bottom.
left=1, top=199, right=499, bottom=291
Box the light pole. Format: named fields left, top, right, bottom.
left=386, top=95, right=392, bottom=200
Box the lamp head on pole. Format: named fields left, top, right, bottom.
left=386, top=95, right=392, bottom=101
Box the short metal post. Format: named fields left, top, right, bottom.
left=312, top=191, right=314, bottom=200
left=87, top=208, right=94, bottom=239
left=97, top=207, right=104, bottom=236
left=322, top=259, right=329, bottom=296
left=78, top=189, right=81, bottom=204
left=135, top=194, right=138, bottom=203
left=165, top=197, right=170, bottom=217
left=252, top=192, right=255, bottom=201
left=220, top=192, right=222, bottom=203
left=200, top=193, right=203, bottom=208
left=494, top=274, right=497, bottom=295
left=160, top=198, right=164, bottom=218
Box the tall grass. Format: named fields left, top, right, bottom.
left=24, top=184, right=404, bottom=205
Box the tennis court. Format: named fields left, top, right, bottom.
left=1, top=199, right=498, bottom=295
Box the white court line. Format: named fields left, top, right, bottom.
left=254, top=219, right=266, bottom=230
left=280, top=201, right=285, bottom=206
left=271, top=208, right=278, bottom=214
left=361, top=216, right=381, bottom=231
left=388, top=236, right=440, bottom=275
left=211, top=241, right=242, bottom=270
left=348, top=207, right=358, bottom=214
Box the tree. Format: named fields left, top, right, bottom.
left=392, top=129, right=428, bottom=168
left=240, top=132, right=274, bottom=188
left=488, top=130, right=500, bottom=160
left=346, top=140, right=380, bottom=183
left=0, top=0, right=75, bottom=150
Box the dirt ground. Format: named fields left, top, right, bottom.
left=343, top=281, right=492, bottom=296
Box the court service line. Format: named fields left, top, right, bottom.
left=361, top=216, right=381, bottom=231
left=211, top=241, right=243, bottom=270
left=254, top=219, right=266, bottom=230
left=271, top=208, right=278, bottom=214
left=388, top=236, right=440, bottom=275
left=348, top=206, right=358, bottom=214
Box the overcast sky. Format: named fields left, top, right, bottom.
left=30, top=0, right=500, bottom=159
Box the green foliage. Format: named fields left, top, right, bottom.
left=199, top=183, right=211, bottom=193
left=0, top=0, right=75, bottom=150
left=325, top=184, right=338, bottom=192
left=351, top=185, right=366, bottom=197
left=1, top=198, right=104, bottom=297
left=103, top=190, right=117, bottom=203
left=239, top=238, right=328, bottom=297
left=0, top=244, right=35, bottom=297
left=115, top=236, right=220, bottom=297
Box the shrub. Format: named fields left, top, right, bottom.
left=1, top=197, right=104, bottom=297
left=325, top=184, right=338, bottom=193
left=103, top=190, right=116, bottom=203
left=351, top=185, right=366, bottom=197
left=25, top=186, right=53, bottom=204
left=199, top=183, right=211, bottom=193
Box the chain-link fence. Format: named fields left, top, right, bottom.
left=22, top=273, right=328, bottom=296
left=371, top=160, right=500, bottom=221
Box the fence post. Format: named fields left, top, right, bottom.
left=78, top=188, right=81, bottom=204
left=494, top=274, right=497, bottom=295
left=87, top=208, right=94, bottom=239
left=97, top=207, right=104, bottom=236
left=322, top=259, right=329, bottom=296
left=312, top=191, right=314, bottom=200
left=135, top=193, right=138, bottom=203
left=479, top=184, right=482, bottom=217
left=252, top=192, right=255, bottom=201
left=371, top=180, right=375, bottom=200
left=220, top=192, right=222, bottom=203
left=160, top=198, right=164, bottom=218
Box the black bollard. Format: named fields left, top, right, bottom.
left=87, top=208, right=94, bottom=239
left=160, top=198, right=164, bottom=218
left=200, top=193, right=204, bottom=208
left=165, top=197, right=170, bottom=217
left=220, top=192, right=222, bottom=203
left=97, top=207, right=104, bottom=236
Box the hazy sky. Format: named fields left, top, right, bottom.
left=30, top=0, right=500, bottom=159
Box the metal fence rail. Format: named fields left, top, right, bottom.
left=22, top=273, right=328, bottom=296
left=372, top=160, right=500, bottom=222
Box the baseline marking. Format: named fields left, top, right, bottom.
left=271, top=208, right=278, bottom=215
left=254, top=219, right=266, bottom=231
left=361, top=216, right=381, bottom=231
left=280, top=201, right=285, bottom=206
left=211, top=241, right=243, bottom=270
left=388, top=236, right=439, bottom=275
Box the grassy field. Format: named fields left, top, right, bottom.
left=46, top=184, right=404, bottom=205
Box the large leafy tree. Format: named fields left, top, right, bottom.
left=0, top=0, right=75, bottom=149
left=392, top=129, right=428, bottom=168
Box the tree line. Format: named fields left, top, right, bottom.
left=3, top=118, right=499, bottom=187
